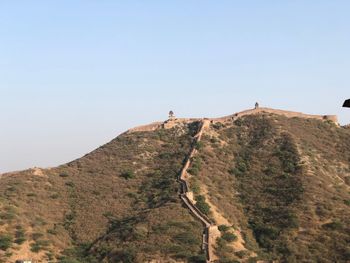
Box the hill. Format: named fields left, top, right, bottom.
left=0, top=107, right=349, bottom=263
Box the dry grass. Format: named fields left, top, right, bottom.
left=0, top=114, right=349, bottom=262
left=0, top=124, right=205, bottom=262
left=195, top=114, right=350, bottom=262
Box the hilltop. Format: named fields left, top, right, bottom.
left=0, top=107, right=349, bottom=263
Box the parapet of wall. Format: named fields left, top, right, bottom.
left=127, top=107, right=338, bottom=133
left=126, top=122, right=163, bottom=133
left=163, top=118, right=203, bottom=129
left=127, top=118, right=201, bottom=133
left=212, top=107, right=339, bottom=125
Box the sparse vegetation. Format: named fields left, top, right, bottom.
left=195, top=195, right=210, bottom=215
left=195, top=141, right=204, bottom=150
left=14, top=226, right=26, bottom=245
left=30, top=239, right=50, bottom=252
left=198, top=113, right=350, bottom=262
left=0, top=235, right=12, bottom=251
left=59, top=172, right=69, bottom=178
left=120, top=170, right=135, bottom=180
left=0, top=114, right=349, bottom=262
left=65, top=181, right=75, bottom=187
left=218, top=225, right=231, bottom=232
left=188, top=157, right=202, bottom=176
left=222, top=232, right=237, bottom=242
left=322, top=220, right=343, bottom=231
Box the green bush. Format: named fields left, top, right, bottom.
left=0, top=235, right=12, bottom=251
left=59, top=243, right=96, bottom=263
left=190, top=180, right=200, bottom=194
left=65, top=181, right=75, bottom=187
left=121, top=170, right=135, bottom=180
left=30, top=240, right=50, bottom=252
left=46, top=252, right=54, bottom=261
left=250, top=223, right=279, bottom=248
left=15, top=237, right=26, bottom=244
left=322, top=220, right=343, bottom=231
left=188, top=167, right=199, bottom=176
left=50, top=193, right=60, bottom=199
left=188, top=157, right=202, bottom=176
left=229, top=157, right=249, bottom=177
left=6, top=186, right=16, bottom=192
left=15, top=228, right=26, bottom=244
left=236, top=161, right=247, bottom=173
left=212, top=123, right=224, bottom=130
left=113, top=248, right=137, bottom=263
left=235, top=250, right=249, bottom=259
left=195, top=195, right=211, bottom=215
left=234, top=119, right=243, bottom=126
left=210, top=137, right=219, bottom=144
left=65, top=212, right=76, bottom=222
left=188, top=254, right=207, bottom=263
left=47, top=228, right=58, bottom=235
left=139, top=170, right=178, bottom=208
left=218, top=225, right=230, bottom=232
left=0, top=211, right=16, bottom=220
left=195, top=141, right=204, bottom=150
left=222, top=232, right=237, bottom=242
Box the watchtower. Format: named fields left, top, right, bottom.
left=255, top=102, right=259, bottom=109
left=169, top=110, right=175, bottom=120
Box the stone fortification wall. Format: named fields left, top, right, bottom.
left=126, top=122, right=163, bottom=133
left=126, top=107, right=338, bottom=133
left=211, top=107, right=338, bottom=124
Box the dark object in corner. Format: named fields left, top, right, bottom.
left=343, top=99, right=350, bottom=108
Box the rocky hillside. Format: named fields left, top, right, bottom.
left=0, top=108, right=349, bottom=263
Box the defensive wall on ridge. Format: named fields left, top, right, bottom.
left=211, top=107, right=338, bottom=124
left=127, top=107, right=338, bottom=133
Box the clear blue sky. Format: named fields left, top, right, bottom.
left=1, top=1, right=349, bottom=173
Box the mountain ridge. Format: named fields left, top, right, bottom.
left=127, top=107, right=338, bottom=134
left=0, top=107, right=349, bottom=263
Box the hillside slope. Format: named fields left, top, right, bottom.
left=0, top=122, right=206, bottom=262
left=193, top=114, right=350, bottom=262
left=0, top=108, right=349, bottom=263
